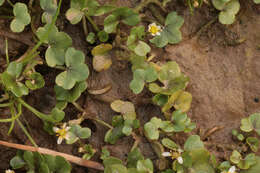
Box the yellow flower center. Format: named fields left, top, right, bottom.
left=170, top=151, right=181, bottom=160
left=56, top=128, right=67, bottom=138
left=149, top=25, right=159, bottom=34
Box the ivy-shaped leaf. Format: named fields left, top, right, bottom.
left=54, top=81, right=87, bottom=103
left=130, top=66, right=158, bottom=94
left=25, top=72, right=45, bottom=90
left=246, top=137, right=259, bottom=153
left=1, top=62, right=28, bottom=97
left=104, top=7, right=140, bottom=33
left=150, top=11, right=184, bottom=48
left=91, top=44, right=112, bottom=72
left=240, top=113, right=260, bottom=136
left=10, top=3, right=31, bottom=33
left=36, top=25, right=72, bottom=67
left=40, top=0, right=57, bottom=23
left=55, top=47, right=89, bottom=90
left=218, top=0, right=240, bottom=25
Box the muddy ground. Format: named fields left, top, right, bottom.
left=0, top=0, right=259, bottom=172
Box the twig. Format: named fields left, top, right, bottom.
left=202, top=126, right=224, bottom=141
left=0, top=30, right=34, bottom=46
left=0, top=140, right=104, bottom=171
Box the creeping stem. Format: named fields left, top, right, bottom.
left=17, top=98, right=56, bottom=122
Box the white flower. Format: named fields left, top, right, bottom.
left=5, top=170, right=15, bottom=173
left=162, top=150, right=183, bottom=164
left=53, top=123, right=71, bottom=144
left=162, top=152, right=172, bottom=157
left=177, top=156, right=183, bottom=164
left=148, top=23, right=162, bottom=36
left=228, top=166, right=236, bottom=173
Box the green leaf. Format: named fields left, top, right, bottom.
left=160, top=121, right=175, bottom=133
left=241, top=113, right=260, bottom=135
left=212, top=0, right=230, bottom=10
left=10, top=3, right=31, bottom=32
left=50, top=108, right=65, bottom=122
left=127, top=26, right=145, bottom=46
left=91, top=43, right=112, bottom=56
left=39, top=162, right=50, bottom=173
left=127, top=148, right=144, bottom=168
left=218, top=0, right=240, bottom=25
left=110, top=100, right=136, bottom=120
left=241, top=156, right=260, bottom=173
left=122, top=124, right=132, bottom=136
left=86, top=32, right=96, bottom=44
left=55, top=47, right=89, bottom=89
left=104, top=7, right=140, bottom=33
left=150, top=11, right=184, bottom=48
left=66, top=8, right=84, bottom=24
left=104, top=164, right=128, bottom=173
left=0, top=0, right=4, bottom=6
left=70, top=124, right=91, bottom=139
left=238, top=153, right=257, bottom=170
left=134, top=41, right=151, bottom=56
left=230, top=150, right=242, bottom=164
left=152, top=94, right=168, bottom=106
left=159, top=61, right=181, bottom=82
left=253, top=0, right=260, bottom=4
left=144, top=122, right=159, bottom=140
left=98, top=30, right=109, bottom=42
left=184, top=135, right=204, bottom=151
left=95, top=5, right=115, bottom=16
left=37, top=25, right=72, bottom=67
left=241, top=118, right=254, bottom=132
left=104, top=126, right=124, bottom=144
left=23, top=151, right=35, bottom=170
left=1, top=72, right=29, bottom=97
left=162, top=138, right=179, bottom=150
left=137, top=159, right=153, bottom=173
left=174, top=91, right=192, bottom=112
left=10, top=156, right=26, bottom=169
left=54, top=156, right=72, bottom=173
left=7, top=61, right=23, bottom=78
left=246, top=137, right=259, bottom=152
left=25, top=72, right=45, bottom=90
left=130, top=78, right=144, bottom=94
left=171, top=110, right=187, bottom=132
left=55, top=81, right=87, bottom=102
left=40, top=0, right=57, bottom=23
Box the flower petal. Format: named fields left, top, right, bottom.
left=62, top=123, right=67, bottom=129
left=53, top=127, right=60, bottom=132
left=229, top=166, right=236, bottom=173
left=162, top=152, right=171, bottom=157
left=57, top=136, right=63, bottom=144
left=177, top=156, right=183, bottom=164
left=65, top=126, right=71, bottom=131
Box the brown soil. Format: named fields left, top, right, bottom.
left=0, top=0, right=259, bottom=172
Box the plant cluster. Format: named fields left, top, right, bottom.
left=0, top=0, right=259, bottom=173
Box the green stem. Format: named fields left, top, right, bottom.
left=0, top=102, right=12, bottom=107
left=17, top=98, right=55, bottom=122
left=16, top=118, right=38, bottom=147
left=8, top=103, right=22, bottom=135
left=85, top=14, right=100, bottom=32
left=72, top=102, right=113, bottom=129
left=5, top=38, right=9, bottom=65
left=82, top=15, right=88, bottom=36
left=20, top=0, right=63, bottom=64
left=0, top=104, right=22, bottom=123
left=92, top=117, right=113, bottom=129
left=6, top=0, right=14, bottom=7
